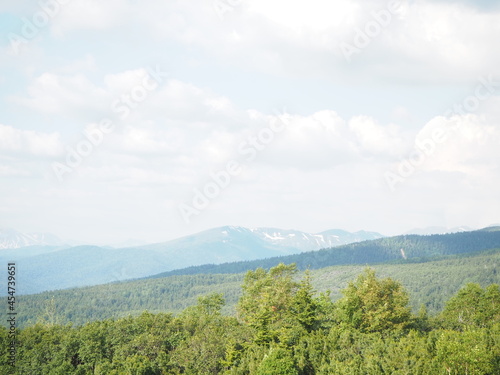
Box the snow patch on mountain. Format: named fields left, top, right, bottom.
left=249, top=227, right=384, bottom=252
left=0, top=228, right=64, bottom=249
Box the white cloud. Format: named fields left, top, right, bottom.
left=50, top=0, right=132, bottom=36
left=7, top=66, right=500, bottom=187
left=108, top=125, right=185, bottom=157
left=83, top=0, right=498, bottom=83
left=13, top=69, right=238, bottom=125
left=382, top=2, right=500, bottom=80
left=0, top=165, right=31, bottom=177
left=348, top=116, right=407, bottom=158
left=416, top=114, right=500, bottom=174
left=26, top=0, right=500, bottom=84
left=12, top=73, right=109, bottom=115
left=56, top=54, right=97, bottom=75
left=246, top=0, right=359, bottom=35
left=0, top=124, right=63, bottom=157
left=103, top=68, right=152, bottom=93
left=3, top=0, right=500, bottom=241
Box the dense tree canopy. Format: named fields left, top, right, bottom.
left=336, top=268, right=413, bottom=333
left=2, top=264, right=499, bottom=374
left=439, top=283, right=500, bottom=329
left=16, top=250, right=500, bottom=327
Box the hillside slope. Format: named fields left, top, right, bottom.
left=149, top=228, right=500, bottom=278
left=16, top=249, right=500, bottom=327
left=0, top=226, right=383, bottom=295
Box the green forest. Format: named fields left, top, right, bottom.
left=16, top=249, right=500, bottom=327
left=2, top=264, right=500, bottom=375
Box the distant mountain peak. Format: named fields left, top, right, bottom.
left=240, top=227, right=384, bottom=253
left=0, top=228, right=64, bottom=249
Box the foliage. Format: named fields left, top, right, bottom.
left=15, top=250, right=500, bottom=327
left=436, top=329, right=495, bottom=374
left=3, top=266, right=500, bottom=374
left=336, top=268, right=413, bottom=333
left=237, top=264, right=300, bottom=344
left=255, top=347, right=298, bottom=375
left=438, top=283, right=500, bottom=329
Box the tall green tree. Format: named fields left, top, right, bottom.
left=290, top=272, right=318, bottom=332
left=436, top=329, right=494, bottom=374
left=237, top=263, right=299, bottom=344
left=256, top=347, right=298, bottom=375
left=336, top=268, right=413, bottom=333
left=440, top=283, right=500, bottom=329
left=170, top=293, right=242, bottom=375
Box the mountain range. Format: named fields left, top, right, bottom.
left=15, top=230, right=500, bottom=327
left=147, top=226, right=500, bottom=278
left=4, top=225, right=498, bottom=297
left=0, top=226, right=384, bottom=295
left=0, top=228, right=65, bottom=249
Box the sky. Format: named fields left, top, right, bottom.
left=0, top=0, right=500, bottom=244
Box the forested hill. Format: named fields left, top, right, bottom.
left=148, top=227, right=500, bottom=278
left=17, top=249, right=500, bottom=327
left=6, top=264, right=500, bottom=374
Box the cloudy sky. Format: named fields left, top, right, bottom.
left=1, top=0, right=500, bottom=244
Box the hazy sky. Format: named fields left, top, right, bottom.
left=1, top=0, right=499, bottom=244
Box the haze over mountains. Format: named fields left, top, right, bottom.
left=2, top=225, right=498, bottom=296
left=1, top=225, right=482, bottom=250
left=404, top=226, right=474, bottom=235
left=0, top=228, right=65, bottom=249
left=0, top=226, right=384, bottom=295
